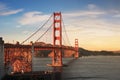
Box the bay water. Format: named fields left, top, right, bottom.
left=33, top=56, right=120, bottom=80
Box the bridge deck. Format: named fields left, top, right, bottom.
left=4, top=43, right=76, bottom=51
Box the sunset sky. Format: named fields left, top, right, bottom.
left=0, top=0, right=120, bottom=51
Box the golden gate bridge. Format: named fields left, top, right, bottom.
left=0, top=12, right=79, bottom=78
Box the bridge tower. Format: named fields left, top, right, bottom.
left=74, top=39, right=79, bottom=58
left=52, top=12, right=62, bottom=66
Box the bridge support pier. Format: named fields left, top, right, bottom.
left=0, top=37, right=5, bottom=80
left=31, top=42, right=34, bottom=71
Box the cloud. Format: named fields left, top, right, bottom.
left=113, top=14, right=120, bottom=18
left=64, top=12, right=120, bottom=32
left=63, top=10, right=106, bottom=18
left=16, top=25, right=22, bottom=28
left=87, top=4, right=98, bottom=10
left=64, top=4, right=120, bottom=19
left=18, top=11, right=50, bottom=25
left=62, top=4, right=120, bottom=44
left=0, top=9, right=23, bottom=16
left=63, top=4, right=120, bottom=27
left=18, top=4, right=106, bottom=26
left=0, top=2, right=23, bottom=16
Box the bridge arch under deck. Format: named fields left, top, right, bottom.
left=4, top=44, right=32, bottom=74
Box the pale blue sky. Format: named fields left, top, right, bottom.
left=0, top=0, right=120, bottom=50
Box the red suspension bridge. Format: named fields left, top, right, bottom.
left=2, top=12, right=79, bottom=74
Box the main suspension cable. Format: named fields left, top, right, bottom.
left=35, top=24, right=52, bottom=42
left=62, top=18, right=71, bottom=46
left=21, top=14, right=53, bottom=44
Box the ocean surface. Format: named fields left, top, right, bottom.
left=33, top=56, right=120, bottom=80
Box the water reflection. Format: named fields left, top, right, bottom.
left=52, top=67, right=62, bottom=80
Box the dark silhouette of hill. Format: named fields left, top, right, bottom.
left=79, top=48, right=120, bottom=56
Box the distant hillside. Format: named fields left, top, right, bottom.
left=79, top=48, right=120, bottom=56
left=33, top=42, right=120, bottom=57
